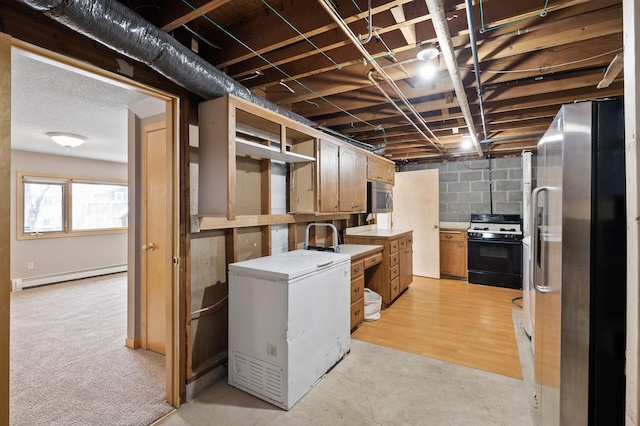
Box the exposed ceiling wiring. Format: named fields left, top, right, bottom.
left=260, top=0, right=342, bottom=70
left=178, top=0, right=382, bottom=132
left=238, top=70, right=263, bottom=82
left=181, top=24, right=221, bottom=49
left=479, top=0, right=550, bottom=33
left=319, top=0, right=446, bottom=154
left=461, top=48, right=624, bottom=74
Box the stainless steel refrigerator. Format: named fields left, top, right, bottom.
left=531, top=99, right=626, bottom=425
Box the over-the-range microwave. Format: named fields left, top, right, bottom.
left=367, top=181, right=393, bottom=213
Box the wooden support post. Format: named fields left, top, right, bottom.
left=225, top=228, right=238, bottom=283
left=0, top=31, right=10, bottom=426
left=262, top=225, right=272, bottom=256
left=288, top=223, right=297, bottom=251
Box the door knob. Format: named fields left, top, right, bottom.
left=433, top=224, right=439, bottom=229
left=142, top=242, right=156, bottom=252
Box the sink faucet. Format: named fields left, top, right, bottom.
left=304, top=223, right=340, bottom=252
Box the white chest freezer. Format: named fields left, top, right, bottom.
left=228, top=250, right=351, bottom=410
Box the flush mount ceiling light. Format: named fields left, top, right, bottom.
left=46, top=132, right=87, bottom=149
left=416, top=43, right=439, bottom=61
left=461, top=134, right=474, bottom=150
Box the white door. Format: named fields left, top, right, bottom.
left=392, top=169, right=440, bottom=278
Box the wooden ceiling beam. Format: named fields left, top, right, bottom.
left=160, top=0, right=232, bottom=32
left=210, top=0, right=415, bottom=69
left=476, top=5, right=621, bottom=62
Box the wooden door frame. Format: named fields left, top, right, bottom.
left=1, top=32, right=11, bottom=426
left=7, top=40, right=182, bottom=408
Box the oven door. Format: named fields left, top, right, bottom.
left=467, top=238, right=523, bottom=288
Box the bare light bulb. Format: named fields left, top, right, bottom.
left=419, top=61, right=438, bottom=79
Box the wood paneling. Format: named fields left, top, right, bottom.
left=352, top=276, right=524, bottom=379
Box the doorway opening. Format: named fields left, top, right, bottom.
left=8, top=42, right=180, bottom=423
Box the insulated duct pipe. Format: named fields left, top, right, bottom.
left=464, top=0, right=488, bottom=140
left=424, top=0, right=483, bottom=157
left=17, top=0, right=377, bottom=152
left=319, top=0, right=447, bottom=155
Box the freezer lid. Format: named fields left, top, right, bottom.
left=228, top=249, right=351, bottom=281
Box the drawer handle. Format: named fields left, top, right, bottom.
left=354, top=309, right=360, bottom=316
left=445, top=235, right=453, bottom=239
left=354, top=267, right=361, bottom=273
left=441, top=231, right=462, bottom=234
left=354, top=287, right=360, bottom=293
left=371, top=257, right=377, bottom=262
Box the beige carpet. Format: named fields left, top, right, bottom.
left=10, top=274, right=173, bottom=426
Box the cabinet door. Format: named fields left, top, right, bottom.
left=439, top=231, right=466, bottom=278
left=318, top=139, right=339, bottom=212
left=399, top=235, right=413, bottom=291
left=339, top=145, right=366, bottom=212
left=384, top=161, right=395, bottom=185
left=367, top=155, right=383, bottom=182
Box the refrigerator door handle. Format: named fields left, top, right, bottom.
left=531, top=187, right=555, bottom=293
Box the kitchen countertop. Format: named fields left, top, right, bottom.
left=338, top=244, right=383, bottom=258
left=440, top=221, right=470, bottom=230
left=344, top=228, right=413, bottom=238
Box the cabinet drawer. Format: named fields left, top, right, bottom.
left=351, top=260, right=364, bottom=278
left=350, top=299, right=364, bottom=330
left=399, top=237, right=406, bottom=249
left=351, top=275, right=365, bottom=304
left=363, top=253, right=382, bottom=268
left=389, top=239, right=399, bottom=254
left=390, top=263, right=400, bottom=280
left=407, top=235, right=413, bottom=245
left=389, top=252, right=399, bottom=267
left=390, top=277, right=400, bottom=300
left=440, top=230, right=466, bottom=242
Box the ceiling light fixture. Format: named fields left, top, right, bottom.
left=417, top=43, right=439, bottom=61
left=46, top=132, right=87, bottom=149
left=461, top=134, right=474, bottom=150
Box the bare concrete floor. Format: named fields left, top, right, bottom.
left=157, top=311, right=537, bottom=426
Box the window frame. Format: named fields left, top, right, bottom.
left=17, top=172, right=128, bottom=240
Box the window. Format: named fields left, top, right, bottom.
left=18, top=173, right=127, bottom=239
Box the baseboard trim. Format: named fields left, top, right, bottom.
left=125, top=337, right=142, bottom=349
left=11, top=264, right=127, bottom=291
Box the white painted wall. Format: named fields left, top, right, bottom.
left=10, top=150, right=128, bottom=286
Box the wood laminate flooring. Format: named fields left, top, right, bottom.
left=351, top=276, right=524, bottom=379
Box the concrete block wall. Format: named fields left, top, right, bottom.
left=399, top=156, right=536, bottom=222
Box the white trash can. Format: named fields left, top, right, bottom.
left=364, top=288, right=382, bottom=321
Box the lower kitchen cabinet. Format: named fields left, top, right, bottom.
left=341, top=245, right=383, bottom=331
left=350, top=260, right=365, bottom=330
left=439, top=229, right=468, bottom=279
left=344, top=230, right=413, bottom=307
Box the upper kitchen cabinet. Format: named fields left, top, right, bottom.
left=292, top=139, right=367, bottom=214
left=198, top=95, right=315, bottom=219
left=339, top=145, right=367, bottom=213
left=318, top=139, right=340, bottom=213
left=367, top=154, right=395, bottom=185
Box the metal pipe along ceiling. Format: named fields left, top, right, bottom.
left=424, top=0, right=483, bottom=157
left=16, top=0, right=376, bottom=152
left=464, top=0, right=488, bottom=140
left=319, top=0, right=447, bottom=156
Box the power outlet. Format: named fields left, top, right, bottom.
left=27, top=261, right=34, bottom=270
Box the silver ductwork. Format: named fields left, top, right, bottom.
left=18, top=0, right=379, bottom=152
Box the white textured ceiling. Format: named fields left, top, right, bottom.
left=11, top=49, right=165, bottom=163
